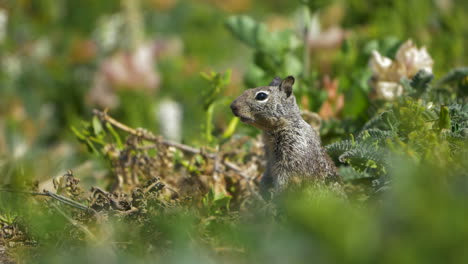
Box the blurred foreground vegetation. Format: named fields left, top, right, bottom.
left=0, top=0, right=467, bottom=263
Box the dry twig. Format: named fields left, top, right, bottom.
left=93, top=109, right=265, bottom=201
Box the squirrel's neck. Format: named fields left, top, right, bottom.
left=262, top=120, right=336, bottom=181
left=267, top=105, right=304, bottom=132
left=262, top=119, right=321, bottom=161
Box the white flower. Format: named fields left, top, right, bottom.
left=3, top=55, right=22, bottom=79
left=374, top=81, right=404, bottom=101
left=94, top=14, right=125, bottom=52
left=370, top=51, right=399, bottom=81
left=157, top=99, right=183, bottom=142
left=31, top=38, right=52, bottom=61
left=369, top=40, right=434, bottom=100
left=0, top=9, right=7, bottom=43
left=395, top=40, right=433, bottom=77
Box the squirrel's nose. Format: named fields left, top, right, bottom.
left=230, top=102, right=239, bottom=116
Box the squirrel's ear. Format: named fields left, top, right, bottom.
left=269, top=77, right=282, bottom=86
left=279, top=76, right=295, bottom=97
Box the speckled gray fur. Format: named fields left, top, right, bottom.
left=230, top=76, right=339, bottom=195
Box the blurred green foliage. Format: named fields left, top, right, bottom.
left=226, top=15, right=302, bottom=87
left=1, top=0, right=468, bottom=263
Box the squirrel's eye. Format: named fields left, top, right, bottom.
left=255, top=92, right=268, bottom=101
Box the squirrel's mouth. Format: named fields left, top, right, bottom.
left=234, top=113, right=254, bottom=123
left=239, top=116, right=254, bottom=123
left=232, top=108, right=254, bottom=123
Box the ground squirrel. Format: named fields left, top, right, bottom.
left=230, top=76, right=340, bottom=196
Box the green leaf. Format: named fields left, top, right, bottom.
left=437, top=67, right=468, bottom=86
left=357, top=129, right=394, bottom=141
left=410, top=70, right=433, bottom=91
left=225, top=15, right=296, bottom=54
left=202, top=189, right=231, bottom=215
left=326, top=140, right=354, bottom=160
left=225, top=15, right=269, bottom=49
left=201, top=70, right=231, bottom=110
left=301, top=0, right=333, bottom=12
left=253, top=52, right=278, bottom=73
left=105, top=122, right=123, bottom=149
left=222, top=117, right=239, bottom=139
left=85, top=138, right=99, bottom=154
left=439, top=106, right=451, bottom=130
left=92, top=116, right=103, bottom=135
left=338, top=166, right=373, bottom=181
left=401, top=69, right=434, bottom=97
left=339, top=143, right=386, bottom=168
left=362, top=110, right=397, bottom=131
left=282, top=55, right=303, bottom=77
left=70, top=126, right=86, bottom=140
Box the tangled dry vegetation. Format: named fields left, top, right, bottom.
left=88, top=109, right=266, bottom=203
left=0, top=109, right=272, bottom=260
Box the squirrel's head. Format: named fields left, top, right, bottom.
left=230, top=76, right=300, bottom=130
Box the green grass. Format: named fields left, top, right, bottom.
left=1, top=0, right=467, bottom=263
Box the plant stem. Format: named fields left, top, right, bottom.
left=93, top=109, right=264, bottom=201
left=302, top=6, right=311, bottom=79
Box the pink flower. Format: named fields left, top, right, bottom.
left=319, top=76, right=344, bottom=120
left=87, top=42, right=161, bottom=109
